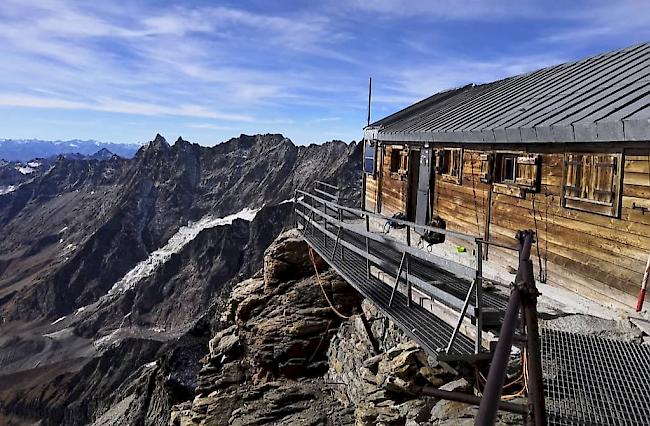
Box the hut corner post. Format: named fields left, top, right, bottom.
left=475, top=230, right=546, bottom=426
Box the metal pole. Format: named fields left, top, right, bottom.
left=406, top=255, right=411, bottom=307
left=446, top=278, right=476, bottom=354
left=422, top=387, right=527, bottom=416
left=407, top=225, right=411, bottom=246
left=292, top=191, right=297, bottom=229
left=475, top=281, right=522, bottom=425
left=517, top=230, right=546, bottom=426
left=475, top=241, right=483, bottom=353
left=365, top=214, right=371, bottom=279
left=389, top=252, right=407, bottom=306
left=367, top=76, right=372, bottom=127
left=332, top=226, right=342, bottom=261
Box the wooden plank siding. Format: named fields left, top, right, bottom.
left=365, top=145, right=650, bottom=308
left=377, top=145, right=408, bottom=215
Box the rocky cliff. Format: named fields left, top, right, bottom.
left=170, top=231, right=522, bottom=426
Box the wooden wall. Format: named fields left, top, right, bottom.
left=439, top=150, right=650, bottom=306
left=364, top=145, right=408, bottom=215
left=365, top=143, right=650, bottom=309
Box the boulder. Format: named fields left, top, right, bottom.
left=263, top=229, right=326, bottom=287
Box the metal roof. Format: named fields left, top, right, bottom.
left=365, top=43, right=650, bottom=144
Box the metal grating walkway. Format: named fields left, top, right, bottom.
left=543, top=329, right=650, bottom=425
left=341, top=227, right=509, bottom=315
left=304, top=225, right=478, bottom=360
left=297, top=193, right=650, bottom=424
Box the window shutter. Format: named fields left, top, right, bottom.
left=451, top=149, right=460, bottom=177
left=564, top=154, right=582, bottom=198
left=479, top=153, right=494, bottom=183
left=562, top=152, right=621, bottom=217
left=399, top=150, right=409, bottom=176
left=515, top=154, right=540, bottom=189
left=592, top=155, right=617, bottom=204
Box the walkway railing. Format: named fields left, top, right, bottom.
left=293, top=186, right=516, bottom=356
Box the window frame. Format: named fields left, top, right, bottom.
left=437, top=148, right=463, bottom=184
left=389, top=146, right=408, bottom=180
left=491, top=152, right=541, bottom=198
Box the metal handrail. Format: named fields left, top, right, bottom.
left=314, top=180, right=339, bottom=191
left=296, top=197, right=477, bottom=282
left=293, top=187, right=519, bottom=355
left=296, top=189, right=477, bottom=242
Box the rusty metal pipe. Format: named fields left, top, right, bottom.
left=422, top=386, right=527, bottom=415
left=474, top=285, right=522, bottom=425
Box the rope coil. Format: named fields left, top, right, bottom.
left=308, top=246, right=352, bottom=319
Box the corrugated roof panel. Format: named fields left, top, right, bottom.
left=528, top=46, right=650, bottom=127
left=367, top=42, right=650, bottom=143
left=484, top=45, right=641, bottom=129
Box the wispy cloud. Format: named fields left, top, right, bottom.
left=187, top=123, right=236, bottom=131
left=0, top=94, right=254, bottom=121
left=373, top=53, right=567, bottom=107
left=0, top=0, right=646, bottom=144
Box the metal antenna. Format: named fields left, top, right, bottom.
left=367, top=76, right=372, bottom=127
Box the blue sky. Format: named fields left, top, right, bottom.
left=0, top=0, right=649, bottom=146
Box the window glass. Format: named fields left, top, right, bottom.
left=390, top=149, right=401, bottom=173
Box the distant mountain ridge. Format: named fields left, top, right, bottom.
left=0, top=138, right=141, bottom=161
left=0, top=133, right=362, bottom=425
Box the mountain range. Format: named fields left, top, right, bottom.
left=0, top=139, right=142, bottom=162
left=0, top=133, right=361, bottom=425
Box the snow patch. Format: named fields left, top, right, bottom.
left=15, top=166, right=35, bottom=174
left=107, top=207, right=260, bottom=295
left=0, top=185, right=16, bottom=195
left=74, top=306, right=87, bottom=315
left=27, top=161, right=41, bottom=167
left=279, top=196, right=304, bottom=204
left=51, top=316, right=66, bottom=325
left=59, top=226, right=69, bottom=233
left=145, top=361, right=157, bottom=368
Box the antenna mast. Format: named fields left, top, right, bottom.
left=367, top=76, right=372, bottom=127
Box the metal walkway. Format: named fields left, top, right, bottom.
left=543, top=329, right=650, bottom=426
left=295, top=188, right=510, bottom=361
left=295, top=186, right=650, bottom=425
left=341, top=227, right=509, bottom=317
left=306, top=224, right=477, bottom=359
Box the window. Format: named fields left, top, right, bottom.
left=500, top=154, right=517, bottom=182
left=562, top=153, right=621, bottom=217
left=389, top=147, right=408, bottom=179
left=491, top=153, right=540, bottom=197
left=513, top=155, right=539, bottom=189
left=364, top=142, right=376, bottom=176
left=437, top=148, right=462, bottom=184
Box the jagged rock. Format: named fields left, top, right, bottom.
left=208, top=325, right=239, bottom=356
left=173, top=230, right=360, bottom=424
left=262, top=229, right=326, bottom=288
left=0, top=133, right=362, bottom=425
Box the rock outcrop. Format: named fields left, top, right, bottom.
left=173, top=231, right=525, bottom=425
left=172, top=230, right=361, bottom=425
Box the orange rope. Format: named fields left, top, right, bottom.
left=308, top=247, right=352, bottom=319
